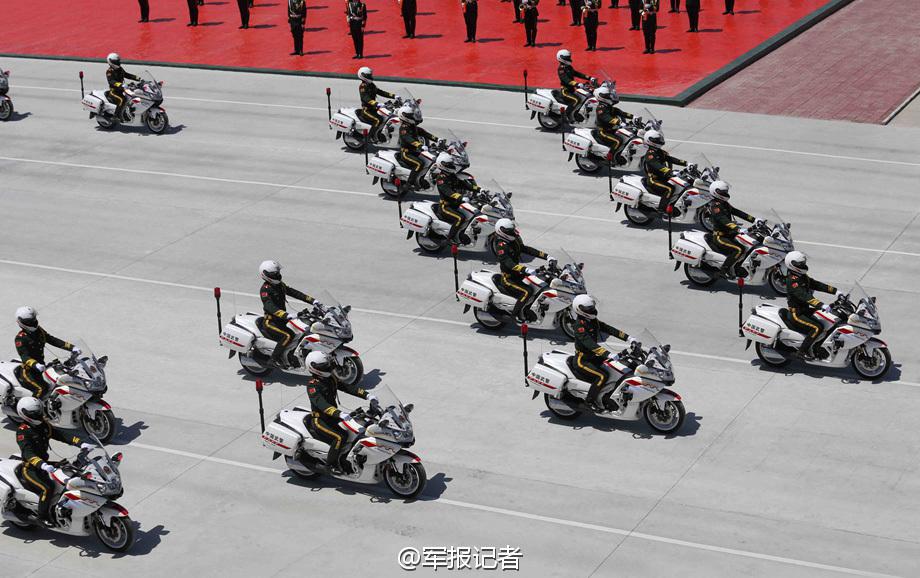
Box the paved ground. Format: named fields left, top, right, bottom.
left=889, top=90, right=920, bottom=127
left=692, top=0, right=920, bottom=123
left=0, top=58, right=919, bottom=577
left=0, top=0, right=834, bottom=96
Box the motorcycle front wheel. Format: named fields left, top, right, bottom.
left=93, top=514, right=135, bottom=552
left=342, top=130, right=366, bottom=151
left=415, top=232, right=448, bottom=253
left=851, top=346, right=891, bottom=380
left=82, top=409, right=116, bottom=444
left=684, top=263, right=718, bottom=287
left=575, top=154, right=602, bottom=174
left=332, top=356, right=364, bottom=387
left=544, top=394, right=581, bottom=420
left=768, top=267, right=788, bottom=295
left=559, top=310, right=578, bottom=339
left=240, top=355, right=272, bottom=376
left=624, top=205, right=656, bottom=226
left=145, top=109, right=168, bottom=134
left=487, top=234, right=500, bottom=259
left=384, top=462, right=426, bottom=500
left=644, top=400, right=686, bottom=434
left=755, top=342, right=791, bottom=367
left=473, top=308, right=505, bottom=330
left=0, top=98, right=12, bottom=121
left=697, top=206, right=714, bottom=232
left=537, top=112, right=561, bottom=130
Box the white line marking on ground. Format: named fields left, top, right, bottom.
left=127, top=441, right=903, bottom=578
left=2, top=155, right=917, bottom=259
left=14, top=84, right=920, bottom=168
left=0, top=258, right=916, bottom=387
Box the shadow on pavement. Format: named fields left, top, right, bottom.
left=2, top=521, right=169, bottom=557
left=93, top=123, right=187, bottom=136
left=283, top=469, right=451, bottom=502
left=3, top=111, right=32, bottom=122
left=109, top=419, right=149, bottom=445
left=751, top=359, right=905, bottom=387
left=539, top=409, right=702, bottom=437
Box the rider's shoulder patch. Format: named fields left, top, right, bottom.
left=308, top=387, right=316, bottom=395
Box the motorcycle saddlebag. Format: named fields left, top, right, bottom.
left=457, top=279, right=492, bottom=307
left=261, top=421, right=301, bottom=457
left=525, top=362, right=567, bottom=399
left=526, top=93, right=552, bottom=113
left=81, top=94, right=104, bottom=112
left=741, top=315, right=781, bottom=345
left=670, top=237, right=705, bottom=264
left=610, top=182, right=641, bottom=207
left=367, top=156, right=394, bottom=179
left=219, top=323, right=255, bottom=353
left=563, top=132, right=592, bottom=155
left=400, top=207, right=432, bottom=234
left=329, top=112, right=354, bottom=132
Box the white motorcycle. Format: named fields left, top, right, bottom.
left=525, top=77, right=600, bottom=130
left=261, top=385, right=426, bottom=499
left=562, top=109, right=660, bottom=174
left=670, top=210, right=793, bottom=294
left=457, top=250, right=586, bottom=335
left=611, top=155, right=723, bottom=230
left=80, top=70, right=169, bottom=133
left=0, top=345, right=117, bottom=443
left=368, top=134, right=469, bottom=199
left=741, top=283, right=891, bottom=379
left=525, top=330, right=686, bottom=433
left=400, top=186, right=514, bottom=254
left=219, top=293, right=363, bottom=386
left=0, top=444, right=134, bottom=551
left=0, top=67, right=12, bottom=121
left=329, top=94, right=408, bottom=151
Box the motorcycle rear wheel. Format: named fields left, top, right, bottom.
left=851, top=346, right=891, bottom=380
left=415, top=232, right=448, bottom=253
left=240, top=355, right=272, bottom=376
left=380, top=179, right=407, bottom=198
left=755, top=342, right=791, bottom=367
left=624, top=205, right=656, bottom=226
left=384, top=462, right=426, bottom=500
left=93, top=514, right=135, bottom=552
left=95, top=115, right=115, bottom=129
left=343, top=130, right=366, bottom=151
left=644, top=400, right=686, bottom=434
left=473, top=308, right=505, bottom=330
left=537, top=112, right=561, bottom=130
left=82, top=409, right=116, bottom=444
left=575, top=154, right=602, bottom=174
left=0, top=99, right=12, bottom=121
left=544, top=394, right=581, bottom=420
left=684, top=263, right=718, bottom=287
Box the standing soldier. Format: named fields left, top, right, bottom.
left=289, top=0, right=307, bottom=55
left=723, top=0, right=734, bottom=15
left=237, top=0, right=251, bottom=28
left=513, top=0, right=523, bottom=23
left=522, top=0, right=540, bottom=47
left=137, top=0, right=149, bottom=22
left=609, top=0, right=618, bottom=7
left=628, top=0, right=641, bottom=29
left=669, top=0, right=679, bottom=12
left=685, top=0, right=699, bottom=31
left=346, top=0, right=367, bottom=59
left=462, top=0, right=478, bottom=42
left=401, top=0, right=417, bottom=38
left=570, top=0, right=584, bottom=26
left=583, top=0, right=599, bottom=50
left=641, top=0, right=658, bottom=54
left=187, top=0, right=199, bottom=26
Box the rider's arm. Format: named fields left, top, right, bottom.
left=644, top=152, right=669, bottom=176
left=283, top=285, right=315, bottom=305
left=613, top=106, right=633, bottom=120
left=339, top=382, right=370, bottom=400
left=710, top=201, right=736, bottom=232
left=377, top=86, right=396, bottom=100
left=51, top=428, right=84, bottom=447
left=666, top=153, right=687, bottom=166
left=15, top=334, right=38, bottom=366
left=808, top=278, right=837, bottom=297
left=124, top=71, right=141, bottom=82
left=730, top=206, right=756, bottom=224
left=418, top=127, right=437, bottom=143
left=599, top=321, right=629, bottom=343
left=572, top=69, right=590, bottom=83
left=43, top=331, right=74, bottom=352
left=521, top=244, right=548, bottom=260
left=437, top=180, right=465, bottom=204
left=399, top=127, right=422, bottom=152
left=308, top=381, right=342, bottom=419
left=575, top=319, right=608, bottom=356
left=788, top=276, right=822, bottom=309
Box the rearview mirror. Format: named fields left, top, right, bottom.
left=97, top=356, right=108, bottom=367
left=404, top=403, right=414, bottom=414
left=112, top=452, right=123, bottom=463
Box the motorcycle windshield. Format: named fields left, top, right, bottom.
left=139, top=71, right=162, bottom=100
left=443, top=129, right=470, bottom=167
left=553, top=248, right=586, bottom=291
left=366, top=384, right=412, bottom=434
left=768, top=208, right=794, bottom=246
left=312, top=290, right=353, bottom=340
left=79, top=446, right=123, bottom=496
left=485, top=180, right=514, bottom=219
left=0, top=69, right=8, bottom=91
left=46, top=339, right=107, bottom=392
left=639, top=107, right=662, bottom=132
left=847, top=282, right=879, bottom=326
left=635, top=329, right=675, bottom=381
left=692, top=153, right=721, bottom=185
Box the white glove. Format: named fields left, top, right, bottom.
left=71, top=347, right=82, bottom=357
left=35, top=363, right=46, bottom=373
left=821, top=303, right=832, bottom=313
left=80, top=443, right=96, bottom=452
left=525, top=268, right=537, bottom=276
left=547, top=256, right=558, bottom=268
left=835, top=291, right=845, bottom=299
left=339, top=412, right=351, bottom=421
left=738, top=228, right=748, bottom=236
left=628, top=337, right=638, bottom=346
left=754, top=219, right=765, bottom=228
left=312, top=301, right=324, bottom=311
left=41, top=463, right=55, bottom=474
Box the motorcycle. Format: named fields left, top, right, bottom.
left=400, top=184, right=515, bottom=255
left=80, top=70, right=169, bottom=134
left=670, top=210, right=793, bottom=294
left=525, top=77, right=600, bottom=130
left=0, top=344, right=117, bottom=444
left=611, top=154, right=724, bottom=230
left=525, top=330, right=686, bottom=434
left=562, top=108, right=661, bottom=174
left=0, top=68, right=12, bottom=121
left=368, top=130, right=470, bottom=199
left=0, top=444, right=134, bottom=551
left=261, top=384, right=426, bottom=499
left=741, top=283, right=891, bottom=379
left=219, top=292, right=364, bottom=386
left=457, top=249, right=587, bottom=336
left=329, top=93, right=411, bottom=151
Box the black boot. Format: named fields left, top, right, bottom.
left=270, top=344, right=288, bottom=368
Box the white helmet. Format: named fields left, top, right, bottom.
left=594, top=85, right=615, bottom=105
left=556, top=49, right=572, bottom=65
left=572, top=294, right=598, bottom=320
left=16, top=306, right=39, bottom=333
left=357, top=66, right=373, bottom=82
left=305, top=351, right=332, bottom=377
left=398, top=103, right=422, bottom=125
left=106, top=53, right=122, bottom=68
left=785, top=251, right=809, bottom=275
left=17, top=397, right=44, bottom=425
left=435, top=154, right=461, bottom=175
left=644, top=129, right=665, bottom=148
left=495, top=218, right=517, bottom=241
left=710, top=180, right=730, bottom=201
left=260, top=260, right=282, bottom=285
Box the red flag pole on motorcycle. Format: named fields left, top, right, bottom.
left=666, top=204, right=674, bottom=259
left=79, top=71, right=84, bottom=98
left=452, top=243, right=460, bottom=300
left=523, top=69, right=528, bottom=108
left=363, top=129, right=369, bottom=172
left=255, top=379, right=266, bottom=431
left=521, top=322, right=529, bottom=380
left=214, top=287, right=222, bottom=334
left=325, top=87, right=332, bottom=126
left=737, top=277, right=745, bottom=336
left=607, top=151, right=614, bottom=197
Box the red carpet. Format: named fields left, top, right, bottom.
left=3, top=0, right=836, bottom=99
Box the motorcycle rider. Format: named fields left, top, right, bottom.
left=304, top=351, right=376, bottom=475
left=570, top=295, right=634, bottom=411
left=259, top=260, right=317, bottom=368
left=435, top=157, right=480, bottom=244
left=784, top=252, right=840, bottom=360
left=592, top=84, right=633, bottom=163
left=14, top=307, right=79, bottom=399
left=398, top=103, right=439, bottom=188
left=494, top=219, right=552, bottom=322
left=708, top=180, right=756, bottom=278
left=640, top=129, right=687, bottom=213
left=15, top=398, right=95, bottom=526
left=105, top=53, right=140, bottom=122
left=556, top=49, right=593, bottom=123
left=357, top=67, right=395, bottom=143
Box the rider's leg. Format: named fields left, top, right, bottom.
left=713, top=233, right=746, bottom=277
left=262, top=316, right=294, bottom=366
left=15, top=365, right=45, bottom=399
left=20, top=463, right=54, bottom=523
left=311, top=415, right=346, bottom=472
left=560, top=88, right=580, bottom=122
left=789, top=309, right=823, bottom=358
left=501, top=275, right=533, bottom=321
left=400, top=150, right=424, bottom=186
left=646, top=177, right=674, bottom=212
left=106, top=89, right=125, bottom=120
left=595, top=129, right=626, bottom=162
left=441, top=205, right=466, bottom=243
left=358, top=107, right=382, bottom=140
left=576, top=352, right=608, bottom=408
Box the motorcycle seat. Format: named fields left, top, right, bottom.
left=778, top=308, right=792, bottom=326
left=492, top=274, right=504, bottom=288
left=551, top=89, right=563, bottom=102
left=255, top=317, right=266, bottom=334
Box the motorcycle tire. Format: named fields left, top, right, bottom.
left=537, top=112, right=561, bottom=130
left=342, top=130, right=367, bottom=151
left=697, top=206, right=715, bottom=232
left=559, top=310, right=578, bottom=340
left=473, top=307, right=505, bottom=330
left=0, top=98, right=12, bottom=121
left=755, top=342, right=792, bottom=368
left=384, top=462, right=426, bottom=500
left=684, top=263, right=718, bottom=287
left=332, top=356, right=364, bottom=387
left=623, top=205, right=656, bottom=226
left=240, top=355, right=273, bottom=376
left=93, top=513, right=135, bottom=552
left=95, top=115, right=115, bottom=129
left=643, top=399, right=686, bottom=434
left=145, top=109, right=169, bottom=134
left=768, top=267, right=788, bottom=296
left=544, top=393, right=581, bottom=420
left=575, top=154, right=602, bottom=174
left=82, top=409, right=116, bottom=444
left=380, top=179, right=408, bottom=198
left=851, top=346, right=891, bottom=380
left=415, top=232, right=448, bottom=254
left=487, top=234, right=500, bottom=259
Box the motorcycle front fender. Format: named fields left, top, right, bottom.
left=863, top=337, right=887, bottom=353
left=84, top=399, right=112, bottom=419
left=653, top=388, right=682, bottom=410
left=391, top=449, right=422, bottom=473
left=98, top=502, right=130, bottom=526
left=331, top=347, right=360, bottom=362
